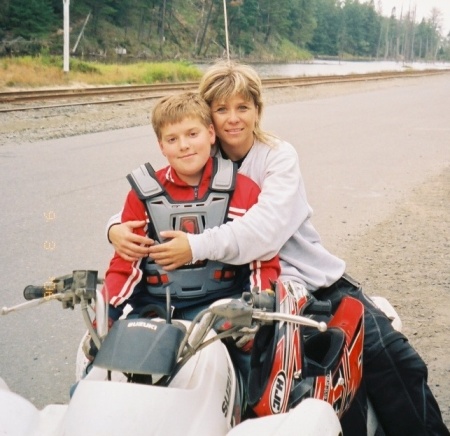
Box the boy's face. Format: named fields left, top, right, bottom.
left=158, top=117, right=215, bottom=186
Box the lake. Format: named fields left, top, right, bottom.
left=195, top=59, right=450, bottom=78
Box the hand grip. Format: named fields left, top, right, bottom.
left=306, top=299, right=332, bottom=316
left=23, top=285, right=46, bottom=300
left=246, top=291, right=275, bottom=311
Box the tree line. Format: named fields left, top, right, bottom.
left=1, top=0, right=449, bottom=61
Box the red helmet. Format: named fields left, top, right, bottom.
left=247, top=280, right=364, bottom=419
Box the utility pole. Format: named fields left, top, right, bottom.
left=63, top=0, right=70, bottom=73
left=73, top=12, right=91, bottom=54
left=223, top=0, right=230, bottom=61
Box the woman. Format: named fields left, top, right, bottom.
left=108, top=61, right=448, bottom=435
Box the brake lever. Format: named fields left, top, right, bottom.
left=252, top=310, right=327, bottom=332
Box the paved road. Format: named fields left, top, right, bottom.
left=0, top=73, right=449, bottom=409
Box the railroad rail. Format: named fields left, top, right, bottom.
left=0, top=69, right=448, bottom=113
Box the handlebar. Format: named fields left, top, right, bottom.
left=243, top=289, right=332, bottom=316
left=209, top=294, right=327, bottom=332
left=177, top=291, right=328, bottom=365
left=2, top=270, right=102, bottom=315
left=6, top=273, right=329, bottom=343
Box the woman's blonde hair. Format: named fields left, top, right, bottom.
left=199, top=60, right=276, bottom=145
left=151, top=91, right=212, bottom=140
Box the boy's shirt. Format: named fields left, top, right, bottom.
left=103, top=157, right=280, bottom=313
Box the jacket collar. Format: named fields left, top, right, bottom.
left=164, top=157, right=213, bottom=194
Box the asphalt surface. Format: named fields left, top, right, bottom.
left=0, top=73, right=449, bottom=410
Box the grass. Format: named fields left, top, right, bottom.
left=0, top=56, right=203, bottom=89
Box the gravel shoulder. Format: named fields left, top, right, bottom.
left=1, top=76, right=448, bottom=428
left=342, top=167, right=450, bottom=426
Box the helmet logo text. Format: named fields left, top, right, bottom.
left=270, top=371, right=286, bottom=414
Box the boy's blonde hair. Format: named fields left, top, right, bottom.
left=151, top=92, right=212, bottom=140
left=198, top=60, right=276, bottom=145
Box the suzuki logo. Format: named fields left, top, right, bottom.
left=270, top=371, right=286, bottom=414
left=222, top=366, right=232, bottom=416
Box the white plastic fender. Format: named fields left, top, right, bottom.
left=63, top=337, right=235, bottom=436
left=227, top=398, right=342, bottom=436
left=370, top=296, right=402, bottom=331
left=0, top=378, right=67, bottom=436
left=0, top=378, right=39, bottom=436
left=1, top=333, right=236, bottom=436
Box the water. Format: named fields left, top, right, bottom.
left=195, top=59, right=450, bottom=78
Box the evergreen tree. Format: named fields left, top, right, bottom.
left=0, top=0, right=9, bottom=37
left=0, top=0, right=444, bottom=60
left=308, top=0, right=340, bottom=55
left=287, top=0, right=317, bottom=49
left=259, top=0, right=291, bottom=43
left=7, top=0, right=56, bottom=38
left=361, top=0, right=381, bottom=57
left=228, top=0, right=259, bottom=55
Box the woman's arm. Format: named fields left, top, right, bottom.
left=149, top=141, right=310, bottom=268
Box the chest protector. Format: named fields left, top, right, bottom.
left=127, top=158, right=249, bottom=301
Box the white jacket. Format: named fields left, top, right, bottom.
left=187, top=139, right=345, bottom=290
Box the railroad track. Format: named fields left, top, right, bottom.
left=0, top=69, right=447, bottom=113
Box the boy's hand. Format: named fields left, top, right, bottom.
left=109, top=221, right=154, bottom=262
left=148, top=230, right=193, bottom=270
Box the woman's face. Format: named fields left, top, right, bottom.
left=210, top=93, right=258, bottom=161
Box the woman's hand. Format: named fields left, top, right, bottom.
left=108, top=221, right=153, bottom=261
left=148, top=230, right=193, bottom=270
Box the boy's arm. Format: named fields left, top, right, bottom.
left=249, top=256, right=280, bottom=291
left=103, top=191, right=148, bottom=318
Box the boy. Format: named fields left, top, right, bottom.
left=101, top=92, right=280, bottom=325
